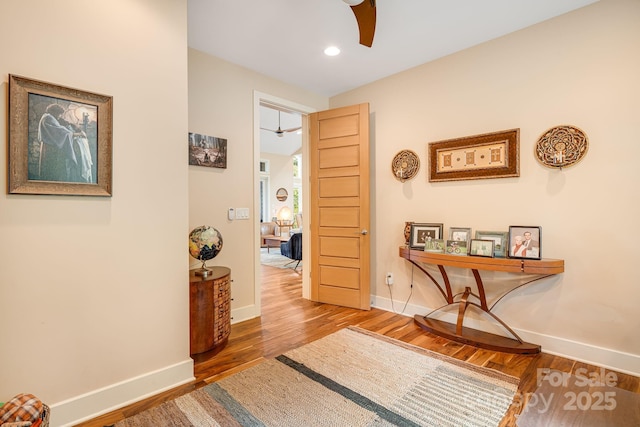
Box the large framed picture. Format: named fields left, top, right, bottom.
left=8, top=75, right=113, bottom=196
left=469, top=239, right=495, bottom=258
left=409, top=223, right=444, bottom=250
left=509, top=226, right=542, bottom=259
left=475, top=230, right=509, bottom=258
left=428, top=128, right=519, bottom=182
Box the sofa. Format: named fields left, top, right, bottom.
left=260, top=221, right=278, bottom=247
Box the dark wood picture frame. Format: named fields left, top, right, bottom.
left=508, top=226, right=542, bottom=260
left=428, top=128, right=519, bottom=182
left=409, top=223, right=444, bottom=250
left=8, top=75, right=113, bottom=196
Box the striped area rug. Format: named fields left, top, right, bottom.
left=115, top=327, right=518, bottom=426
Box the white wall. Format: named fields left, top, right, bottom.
left=262, top=152, right=295, bottom=222
left=0, top=1, right=191, bottom=425
left=188, top=49, right=327, bottom=320
left=331, top=0, right=640, bottom=373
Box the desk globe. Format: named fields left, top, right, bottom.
left=189, top=225, right=223, bottom=277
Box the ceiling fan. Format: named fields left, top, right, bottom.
left=343, top=0, right=377, bottom=47
left=261, top=110, right=301, bottom=138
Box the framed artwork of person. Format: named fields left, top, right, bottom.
left=508, top=226, right=542, bottom=259
left=8, top=75, right=113, bottom=196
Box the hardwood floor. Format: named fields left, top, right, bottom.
left=77, top=265, right=639, bottom=427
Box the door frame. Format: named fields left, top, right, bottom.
left=253, top=91, right=317, bottom=313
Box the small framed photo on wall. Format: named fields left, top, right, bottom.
left=509, top=226, right=542, bottom=259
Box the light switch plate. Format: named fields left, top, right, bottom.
left=235, top=208, right=249, bottom=220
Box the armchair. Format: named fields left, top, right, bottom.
left=280, top=232, right=302, bottom=269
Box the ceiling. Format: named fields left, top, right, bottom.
left=188, top=0, right=597, bottom=97
left=259, top=105, right=302, bottom=156
left=188, top=0, right=598, bottom=155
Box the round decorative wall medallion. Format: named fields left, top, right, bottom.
left=391, top=150, right=420, bottom=182
left=535, top=125, right=588, bottom=169
left=275, top=187, right=288, bottom=201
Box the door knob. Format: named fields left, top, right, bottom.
left=360, top=229, right=368, bottom=235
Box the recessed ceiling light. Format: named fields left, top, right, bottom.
left=324, top=46, right=341, bottom=56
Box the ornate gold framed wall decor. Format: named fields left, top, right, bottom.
left=8, top=75, right=113, bottom=196
left=391, top=149, right=420, bottom=182
left=428, top=129, right=519, bottom=182
left=535, top=125, right=588, bottom=169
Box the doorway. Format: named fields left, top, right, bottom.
left=253, top=92, right=315, bottom=314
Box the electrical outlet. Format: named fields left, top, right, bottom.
left=385, top=272, right=394, bottom=285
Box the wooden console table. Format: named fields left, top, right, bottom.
left=189, top=266, right=231, bottom=355
left=399, top=246, right=564, bottom=354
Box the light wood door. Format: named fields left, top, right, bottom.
left=309, top=103, right=370, bottom=309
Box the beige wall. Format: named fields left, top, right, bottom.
left=0, top=1, right=191, bottom=425
left=331, top=0, right=640, bottom=372
left=188, top=49, right=327, bottom=319
left=1, top=0, right=638, bottom=425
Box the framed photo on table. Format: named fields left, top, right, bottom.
left=509, top=226, right=542, bottom=259
left=475, top=230, right=509, bottom=258
left=409, top=223, right=444, bottom=250
left=445, top=240, right=467, bottom=256
left=469, top=239, right=495, bottom=257
left=423, top=238, right=445, bottom=253
left=8, top=74, right=113, bottom=196
left=449, top=227, right=472, bottom=244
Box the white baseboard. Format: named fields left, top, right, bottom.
left=231, top=304, right=259, bottom=324
left=372, top=295, right=640, bottom=377
left=49, top=304, right=258, bottom=427
left=49, top=359, right=194, bottom=427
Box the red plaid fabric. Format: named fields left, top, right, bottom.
left=0, top=393, right=43, bottom=423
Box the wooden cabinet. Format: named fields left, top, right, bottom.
left=399, top=247, right=564, bottom=354
left=189, top=266, right=231, bottom=355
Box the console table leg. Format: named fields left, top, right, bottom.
left=456, top=287, right=472, bottom=335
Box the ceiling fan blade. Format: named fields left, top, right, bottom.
left=282, top=126, right=302, bottom=133
left=350, top=0, right=376, bottom=47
